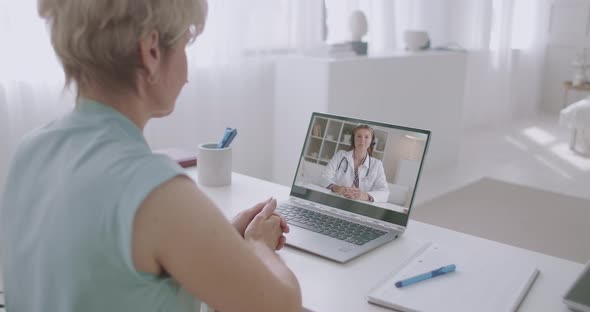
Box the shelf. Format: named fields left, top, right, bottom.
left=374, top=128, right=388, bottom=152
left=326, top=119, right=343, bottom=142
left=303, top=115, right=389, bottom=173
left=304, top=156, right=318, bottom=163
left=311, top=117, right=328, bottom=138
left=342, top=123, right=358, bottom=137
left=320, top=140, right=337, bottom=160
left=337, top=143, right=350, bottom=153
left=305, top=135, right=322, bottom=159
left=564, top=81, right=590, bottom=91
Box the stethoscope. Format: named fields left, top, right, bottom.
left=336, top=153, right=372, bottom=177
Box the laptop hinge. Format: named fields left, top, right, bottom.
left=291, top=197, right=404, bottom=232
left=363, top=217, right=404, bottom=232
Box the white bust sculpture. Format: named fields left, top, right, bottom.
left=348, top=10, right=368, bottom=42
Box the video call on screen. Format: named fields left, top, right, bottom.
left=294, top=115, right=428, bottom=214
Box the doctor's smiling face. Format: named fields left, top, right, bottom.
left=352, top=126, right=374, bottom=156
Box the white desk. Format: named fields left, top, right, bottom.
left=296, top=182, right=408, bottom=213
left=186, top=169, right=583, bottom=312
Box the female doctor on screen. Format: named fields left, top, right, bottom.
left=319, top=125, right=390, bottom=202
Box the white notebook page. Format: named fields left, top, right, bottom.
left=368, top=243, right=539, bottom=312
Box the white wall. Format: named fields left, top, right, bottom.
left=144, top=61, right=277, bottom=181
left=461, top=50, right=542, bottom=129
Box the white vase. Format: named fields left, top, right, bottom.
left=572, top=62, right=588, bottom=86
left=404, top=30, right=429, bottom=51
left=348, top=10, right=368, bottom=41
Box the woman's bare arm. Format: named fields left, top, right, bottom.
left=132, top=175, right=301, bottom=312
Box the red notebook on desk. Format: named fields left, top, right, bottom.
left=154, top=148, right=197, bottom=168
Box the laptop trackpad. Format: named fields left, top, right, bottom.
left=285, top=225, right=351, bottom=254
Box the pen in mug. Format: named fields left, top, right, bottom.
left=222, top=128, right=238, bottom=148
left=395, top=264, right=456, bottom=288
left=218, top=127, right=232, bottom=148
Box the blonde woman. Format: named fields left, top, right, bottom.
left=0, top=1, right=301, bottom=311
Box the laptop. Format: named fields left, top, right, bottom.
left=563, top=260, right=590, bottom=312
left=277, top=112, right=430, bottom=263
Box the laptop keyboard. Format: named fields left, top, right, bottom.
left=276, top=204, right=387, bottom=246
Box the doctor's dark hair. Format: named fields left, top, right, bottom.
left=349, top=125, right=375, bottom=156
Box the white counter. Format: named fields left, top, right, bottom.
left=273, top=52, right=467, bottom=186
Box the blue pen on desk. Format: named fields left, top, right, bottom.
left=395, top=264, right=456, bottom=288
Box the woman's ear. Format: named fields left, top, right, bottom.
left=138, top=30, right=161, bottom=83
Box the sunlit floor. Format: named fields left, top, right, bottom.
left=415, top=112, right=590, bottom=205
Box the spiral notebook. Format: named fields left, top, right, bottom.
left=367, top=242, right=539, bottom=312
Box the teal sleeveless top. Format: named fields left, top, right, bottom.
left=1, top=99, right=200, bottom=311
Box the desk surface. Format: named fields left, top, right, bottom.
left=296, top=182, right=408, bottom=213
left=186, top=169, right=583, bottom=312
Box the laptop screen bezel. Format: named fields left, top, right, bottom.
left=289, top=112, right=431, bottom=227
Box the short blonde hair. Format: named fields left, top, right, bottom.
left=38, top=0, right=207, bottom=92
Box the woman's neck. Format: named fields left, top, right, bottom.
left=353, top=149, right=367, bottom=161
left=80, top=85, right=150, bottom=130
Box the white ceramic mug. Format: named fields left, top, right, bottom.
left=197, top=143, right=232, bottom=187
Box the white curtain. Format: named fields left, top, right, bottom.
left=458, top=0, right=549, bottom=128
left=0, top=0, right=549, bottom=190
left=0, top=0, right=323, bottom=190
left=144, top=0, right=322, bottom=181
left=0, top=1, right=75, bottom=192
left=325, top=0, right=548, bottom=129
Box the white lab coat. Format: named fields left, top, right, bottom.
left=319, top=150, right=390, bottom=202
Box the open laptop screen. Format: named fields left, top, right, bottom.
left=290, top=112, right=430, bottom=226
